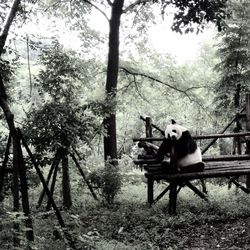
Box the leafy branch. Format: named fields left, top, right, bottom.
left=120, top=66, right=195, bottom=100
left=119, top=66, right=209, bottom=111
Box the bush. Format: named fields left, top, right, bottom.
left=89, top=164, right=122, bottom=205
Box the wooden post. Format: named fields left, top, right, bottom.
left=145, top=117, right=153, bottom=137
left=246, top=94, right=250, bottom=189
left=46, top=163, right=59, bottom=211
left=71, top=153, right=98, bottom=201
left=19, top=131, right=78, bottom=249
left=236, top=119, right=242, bottom=155
left=147, top=176, right=154, bottom=205
left=169, top=181, right=177, bottom=215
left=15, top=130, right=34, bottom=241
left=145, top=117, right=154, bottom=204
left=37, top=151, right=60, bottom=208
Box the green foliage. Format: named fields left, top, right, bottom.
left=24, top=40, right=101, bottom=158
left=89, top=164, right=122, bottom=205
left=160, top=0, right=228, bottom=33
left=214, top=0, right=250, bottom=114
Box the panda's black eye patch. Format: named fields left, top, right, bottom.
left=172, top=129, right=177, bottom=133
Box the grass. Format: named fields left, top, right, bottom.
left=1, top=180, right=250, bottom=249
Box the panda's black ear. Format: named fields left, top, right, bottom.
left=171, top=119, right=176, bottom=124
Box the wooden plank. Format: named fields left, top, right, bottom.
left=134, top=155, right=250, bottom=165
left=203, top=155, right=250, bottom=162
left=133, top=132, right=250, bottom=142
left=145, top=169, right=250, bottom=182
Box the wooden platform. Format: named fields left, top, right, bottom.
left=134, top=157, right=250, bottom=214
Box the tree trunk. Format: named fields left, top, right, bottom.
left=62, top=153, right=72, bottom=209
left=103, top=0, right=124, bottom=164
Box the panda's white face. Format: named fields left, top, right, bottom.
left=165, top=123, right=187, bottom=140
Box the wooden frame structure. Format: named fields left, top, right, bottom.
left=133, top=94, right=250, bottom=215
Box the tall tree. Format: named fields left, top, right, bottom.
left=81, top=0, right=228, bottom=165
left=214, top=0, right=250, bottom=114
left=0, top=0, right=34, bottom=243
left=36, top=0, right=227, bottom=165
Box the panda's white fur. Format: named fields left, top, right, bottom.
left=165, top=122, right=202, bottom=168
left=178, top=147, right=202, bottom=167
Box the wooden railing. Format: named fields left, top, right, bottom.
left=133, top=94, right=250, bottom=214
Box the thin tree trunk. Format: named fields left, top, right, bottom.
left=103, top=0, right=124, bottom=164
left=0, top=133, right=11, bottom=200
left=15, top=130, right=34, bottom=241
left=12, top=131, right=20, bottom=247
left=62, top=153, right=72, bottom=209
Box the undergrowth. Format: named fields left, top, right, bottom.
left=1, top=182, right=250, bottom=249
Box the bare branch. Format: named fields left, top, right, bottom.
left=120, top=66, right=193, bottom=100
left=82, top=0, right=109, bottom=21
left=26, top=34, right=32, bottom=97
left=123, top=0, right=150, bottom=14
left=119, top=66, right=210, bottom=112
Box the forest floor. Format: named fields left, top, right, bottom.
left=1, top=179, right=250, bottom=249
left=67, top=182, right=250, bottom=250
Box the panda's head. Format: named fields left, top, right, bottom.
left=165, top=119, right=187, bottom=141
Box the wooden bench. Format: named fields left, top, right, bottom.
left=133, top=94, right=250, bottom=214
left=134, top=155, right=250, bottom=214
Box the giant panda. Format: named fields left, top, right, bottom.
left=156, top=119, right=204, bottom=173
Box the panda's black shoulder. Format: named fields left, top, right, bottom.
left=180, top=130, right=193, bottom=141
left=176, top=130, right=197, bottom=156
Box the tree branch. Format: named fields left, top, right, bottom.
left=0, top=0, right=21, bottom=55
left=82, top=0, right=109, bottom=21
left=119, top=66, right=210, bottom=112
left=123, top=0, right=150, bottom=14
left=0, top=0, right=21, bottom=100
left=120, top=66, right=194, bottom=100
left=106, top=0, right=113, bottom=7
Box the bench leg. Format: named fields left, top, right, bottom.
left=147, top=176, right=154, bottom=205
left=169, top=182, right=178, bottom=215
left=153, top=185, right=170, bottom=204
left=185, top=182, right=208, bottom=201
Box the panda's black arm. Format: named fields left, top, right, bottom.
left=156, top=138, right=171, bottom=162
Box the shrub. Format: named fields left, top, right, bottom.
left=89, top=164, right=122, bottom=205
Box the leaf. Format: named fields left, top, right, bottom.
left=118, top=226, right=124, bottom=234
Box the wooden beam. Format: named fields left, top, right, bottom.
left=185, top=182, right=208, bottom=201
left=203, top=154, right=250, bottom=162
left=169, top=182, right=177, bottom=215
left=145, top=117, right=153, bottom=137
left=153, top=185, right=170, bottom=204
left=140, top=116, right=165, bottom=135
left=147, top=176, right=154, bottom=205
left=201, top=107, right=246, bottom=154
left=134, top=155, right=250, bottom=165
left=145, top=168, right=250, bottom=182
left=246, top=94, right=250, bottom=189
left=133, top=132, right=250, bottom=142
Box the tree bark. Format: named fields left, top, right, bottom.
left=62, top=153, right=72, bottom=209
left=103, top=0, right=124, bottom=164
